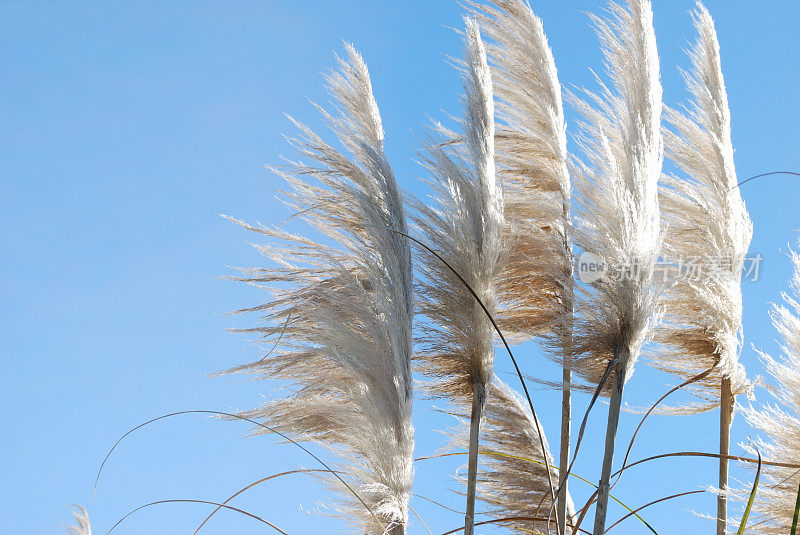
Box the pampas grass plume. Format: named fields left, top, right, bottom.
left=568, top=0, right=663, bottom=531
left=656, top=4, right=753, bottom=532
left=67, top=506, right=91, bottom=535
left=412, top=18, right=501, bottom=535
left=744, top=241, right=800, bottom=534
left=226, top=45, right=415, bottom=534
left=466, top=1, right=574, bottom=529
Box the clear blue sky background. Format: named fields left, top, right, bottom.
left=2, top=1, right=799, bottom=534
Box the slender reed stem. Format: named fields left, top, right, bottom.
left=718, top=376, right=733, bottom=535
left=593, top=349, right=629, bottom=535
left=559, top=225, right=574, bottom=533
left=558, top=344, right=572, bottom=533
left=538, top=359, right=617, bottom=525
left=465, top=381, right=486, bottom=535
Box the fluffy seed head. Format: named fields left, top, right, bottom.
left=570, top=0, right=664, bottom=391
left=467, top=0, right=574, bottom=361
left=744, top=242, right=800, bottom=533
left=67, top=506, right=91, bottom=535
left=655, top=2, right=753, bottom=412
left=226, top=45, right=414, bottom=534
left=413, top=19, right=502, bottom=402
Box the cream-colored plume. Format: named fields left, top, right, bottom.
left=568, top=1, right=663, bottom=532
left=67, top=506, right=91, bottom=535
left=226, top=45, right=414, bottom=534
left=412, top=19, right=501, bottom=535
left=656, top=1, right=752, bottom=412
left=413, top=18, right=500, bottom=418
left=656, top=6, right=753, bottom=533
left=466, top=1, right=574, bottom=531
left=465, top=378, right=577, bottom=535
left=744, top=242, right=800, bottom=534
left=570, top=0, right=663, bottom=390
left=465, top=0, right=572, bottom=345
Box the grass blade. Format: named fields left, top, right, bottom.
left=736, top=451, right=762, bottom=535
left=194, top=469, right=333, bottom=534
left=416, top=450, right=659, bottom=534
left=791, top=482, right=800, bottom=535
left=603, top=490, right=704, bottom=533
left=93, top=410, right=382, bottom=529
left=107, top=499, right=287, bottom=535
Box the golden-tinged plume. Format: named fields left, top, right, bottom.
left=412, top=19, right=501, bottom=535
left=656, top=5, right=753, bottom=533
left=225, top=45, right=414, bottom=534
left=465, top=0, right=572, bottom=343
left=744, top=241, right=800, bottom=535
left=568, top=1, right=663, bottom=532
left=466, top=1, right=574, bottom=530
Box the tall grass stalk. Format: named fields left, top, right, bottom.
left=412, top=19, right=502, bottom=535
left=457, top=377, right=575, bottom=534
left=466, top=1, right=573, bottom=531
left=568, top=1, right=663, bottom=532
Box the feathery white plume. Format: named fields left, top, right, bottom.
left=466, top=1, right=574, bottom=531
left=657, top=1, right=752, bottom=412
left=465, top=0, right=572, bottom=343
left=568, top=1, right=663, bottom=531
left=570, top=0, right=663, bottom=390
left=67, top=506, right=91, bottom=535
left=744, top=241, right=800, bottom=535
left=412, top=19, right=501, bottom=535
left=462, top=378, right=577, bottom=535
left=413, top=17, right=500, bottom=424
left=656, top=6, right=752, bottom=532
left=226, top=45, right=414, bottom=534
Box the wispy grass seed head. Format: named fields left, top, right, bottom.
left=656, top=2, right=753, bottom=411
left=744, top=242, right=800, bottom=534
left=67, top=506, right=91, bottom=535
left=467, top=0, right=573, bottom=357
left=226, top=45, right=414, bottom=534
left=570, top=0, right=664, bottom=390
left=413, top=18, right=502, bottom=401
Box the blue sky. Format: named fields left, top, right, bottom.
left=2, top=1, right=799, bottom=534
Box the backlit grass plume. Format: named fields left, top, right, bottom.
left=67, top=506, right=91, bottom=535
left=462, top=378, right=576, bottom=535
left=466, top=1, right=574, bottom=530
left=655, top=4, right=753, bottom=533
left=412, top=19, right=501, bottom=535
left=744, top=241, right=800, bottom=534
left=225, top=45, right=414, bottom=534
left=568, top=0, right=663, bottom=532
